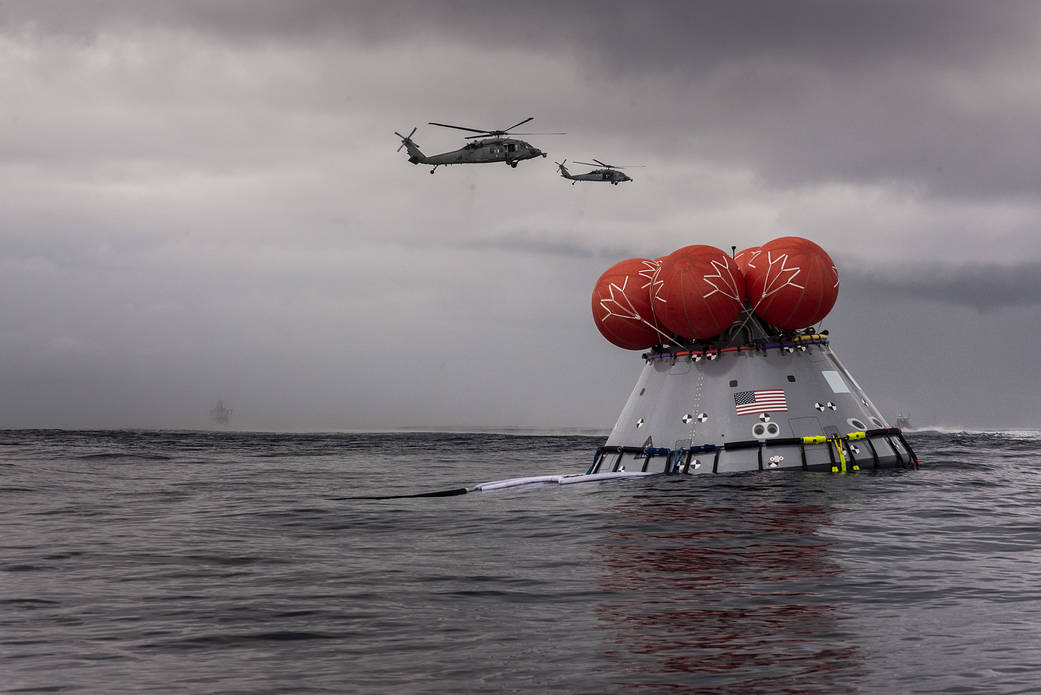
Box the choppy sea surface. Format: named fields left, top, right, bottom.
left=3, top=428, right=1041, bottom=694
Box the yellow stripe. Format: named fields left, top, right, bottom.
left=848, top=431, right=866, bottom=440
left=803, top=435, right=826, bottom=444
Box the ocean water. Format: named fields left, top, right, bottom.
left=3, top=428, right=1041, bottom=694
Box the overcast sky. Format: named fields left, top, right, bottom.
left=2, top=1, right=1039, bottom=431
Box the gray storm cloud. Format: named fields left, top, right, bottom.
left=1, top=1, right=1039, bottom=430
left=842, top=260, right=1041, bottom=311
left=10, top=1, right=1039, bottom=199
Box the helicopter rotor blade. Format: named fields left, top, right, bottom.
left=576, top=159, right=645, bottom=169
left=427, top=118, right=561, bottom=141
left=502, top=116, right=534, bottom=133
left=461, top=132, right=566, bottom=140
left=464, top=117, right=537, bottom=139
left=428, top=121, right=490, bottom=134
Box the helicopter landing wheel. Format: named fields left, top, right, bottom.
left=509, top=161, right=517, bottom=168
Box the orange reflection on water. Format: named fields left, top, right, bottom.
left=594, top=487, right=865, bottom=692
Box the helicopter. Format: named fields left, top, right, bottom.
left=556, top=159, right=642, bottom=185
left=395, top=117, right=561, bottom=174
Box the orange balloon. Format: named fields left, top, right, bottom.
left=591, top=258, right=664, bottom=349
left=733, top=246, right=761, bottom=279
left=652, top=245, right=744, bottom=340
left=744, top=236, right=839, bottom=329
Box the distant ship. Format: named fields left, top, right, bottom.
left=894, top=413, right=912, bottom=430
left=209, top=400, right=232, bottom=425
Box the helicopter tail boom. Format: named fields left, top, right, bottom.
left=555, top=160, right=572, bottom=179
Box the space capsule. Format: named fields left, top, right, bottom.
left=589, top=237, right=917, bottom=474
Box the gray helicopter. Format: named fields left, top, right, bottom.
left=556, top=158, right=642, bottom=185
left=395, top=117, right=560, bottom=174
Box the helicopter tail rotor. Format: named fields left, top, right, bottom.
left=395, top=128, right=430, bottom=165
left=395, top=127, right=417, bottom=152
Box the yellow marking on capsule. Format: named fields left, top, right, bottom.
left=829, top=436, right=847, bottom=474
left=848, top=431, right=866, bottom=440
left=803, top=435, right=826, bottom=444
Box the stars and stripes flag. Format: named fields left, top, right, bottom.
left=734, top=389, right=788, bottom=415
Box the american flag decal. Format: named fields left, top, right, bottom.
left=734, top=389, right=788, bottom=416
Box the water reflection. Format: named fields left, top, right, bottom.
left=593, top=480, right=866, bottom=692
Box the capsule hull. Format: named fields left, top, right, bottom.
left=591, top=337, right=917, bottom=474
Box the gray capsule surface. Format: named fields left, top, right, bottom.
left=591, top=335, right=917, bottom=475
